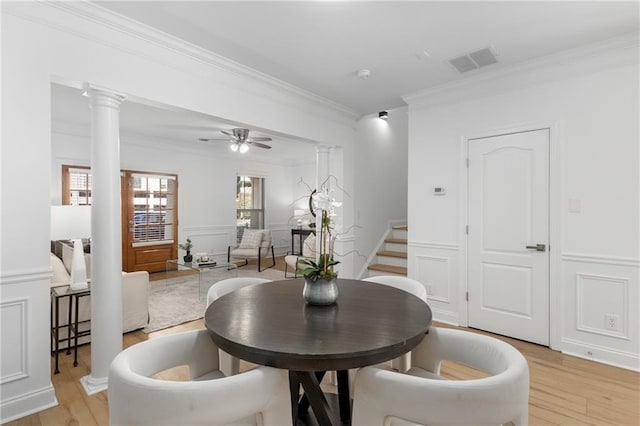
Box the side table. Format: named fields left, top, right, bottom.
left=291, top=228, right=314, bottom=255
left=50, top=285, right=91, bottom=374
left=166, top=258, right=238, bottom=299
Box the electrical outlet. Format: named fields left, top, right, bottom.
left=605, top=314, right=620, bottom=332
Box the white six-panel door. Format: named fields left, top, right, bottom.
left=468, top=129, right=550, bottom=345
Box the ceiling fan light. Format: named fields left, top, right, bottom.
left=230, top=143, right=239, bottom=152
left=239, top=143, right=249, bottom=154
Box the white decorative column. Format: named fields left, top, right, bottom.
left=315, top=145, right=331, bottom=229
left=80, top=85, right=126, bottom=395
left=329, top=146, right=354, bottom=279
left=316, top=145, right=330, bottom=192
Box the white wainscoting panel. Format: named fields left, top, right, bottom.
left=576, top=273, right=629, bottom=340
left=0, top=298, right=28, bottom=384
left=562, top=253, right=639, bottom=371
left=182, top=226, right=235, bottom=257
left=0, top=272, right=58, bottom=423
left=409, top=242, right=459, bottom=325
left=183, top=224, right=292, bottom=259
left=415, top=255, right=450, bottom=303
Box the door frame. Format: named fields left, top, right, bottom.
left=458, top=121, right=563, bottom=350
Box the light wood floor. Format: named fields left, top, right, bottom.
left=8, top=317, right=639, bottom=426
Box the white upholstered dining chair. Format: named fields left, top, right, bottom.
left=351, top=327, right=530, bottom=426
left=362, top=275, right=428, bottom=372
left=108, top=329, right=292, bottom=426
left=206, top=277, right=272, bottom=375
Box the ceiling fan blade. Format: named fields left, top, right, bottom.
left=249, top=141, right=272, bottom=149
left=247, top=137, right=272, bottom=142
left=220, top=129, right=235, bottom=136
left=199, top=138, right=232, bottom=142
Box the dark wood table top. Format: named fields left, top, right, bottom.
left=204, top=278, right=432, bottom=371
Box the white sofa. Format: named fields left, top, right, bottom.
left=50, top=245, right=150, bottom=340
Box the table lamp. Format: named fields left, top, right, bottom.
left=51, top=205, right=91, bottom=290
left=294, top=209, right=306, bottom=228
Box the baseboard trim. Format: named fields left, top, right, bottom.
left=562, top=337, right=640, bottom=372
left=0, top=385, right=58, bottom=424
left=429, top=307, right=459, bottom=326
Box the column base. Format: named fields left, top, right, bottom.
left=80, top=374, right=108, bottom=395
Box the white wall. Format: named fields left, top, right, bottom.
left=405, top=36, right=639, bottom=370
left=354, top=108, right=409, bottom=276
left=0, top=3, right=355, bottom=422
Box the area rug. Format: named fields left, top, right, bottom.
left=143, top=267, right=289, bottom=333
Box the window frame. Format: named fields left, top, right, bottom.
left=236, top=175, right=265, bottom=243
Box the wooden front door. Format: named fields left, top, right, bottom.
left=122, top=171, right=178, bottom=272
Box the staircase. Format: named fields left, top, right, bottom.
left=366, top=225, right=408, bottom=277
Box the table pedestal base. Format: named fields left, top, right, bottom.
left=290, top=370, right=351, bottom=426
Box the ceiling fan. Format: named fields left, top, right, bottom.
left=199, top=128, right=272, bottom=153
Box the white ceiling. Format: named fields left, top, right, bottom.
left=51, top=83, right=318, bottom=163
left=53, top=1, right=639, bottom=162
left=94, top=0, right=639, bottom=115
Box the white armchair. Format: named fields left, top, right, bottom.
left=351, top=327, right=530, bottom=426
left=227, top=229, right=276, bottom=272
left=108, top=329, right=292, bottom=426
left=284, top=232, right=316, bottom=278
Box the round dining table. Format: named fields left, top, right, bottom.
left=205, top=278, right=432, bottom=426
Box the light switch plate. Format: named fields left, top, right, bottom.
left=568, top=198, right=581, bottom=213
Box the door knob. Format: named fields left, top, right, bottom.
left=526, top=244, right=546, bottom=252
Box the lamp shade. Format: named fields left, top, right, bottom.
left=294, top=209, right=306, bottom=218
left=51, top=205, right=92, bottom=240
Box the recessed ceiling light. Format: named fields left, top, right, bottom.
left=357, top=69, right=371, bottom=80
left=379, top=111, right=388, bottom=120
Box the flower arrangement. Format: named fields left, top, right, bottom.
left=299, top=188, right=342, bottom=281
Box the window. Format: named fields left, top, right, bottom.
left=131, top=173, right=176, bottom=243
left=236, top=175, right=265, bottom=243
left=62, top=166, right=92, bottom=205
left=62, top=165, right=177, bottom=244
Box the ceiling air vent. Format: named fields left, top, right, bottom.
left=448, top=47, right=498, bottom=73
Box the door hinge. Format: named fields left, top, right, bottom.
left=466, top=291, right=469, bottom=301
left=465, top=225, right=469, bottom=235
left=466, top=158, right=470, bottom=168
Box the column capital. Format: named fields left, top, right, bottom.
left=316, top=145, right=332, bottom=155
left=83, top=83, right=126, bottom=110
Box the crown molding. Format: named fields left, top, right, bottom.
left=403, top=33, right=639, bottom=110
left=4, top=0, right=359, bottom=123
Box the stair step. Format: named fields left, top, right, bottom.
left=377, top=250, right=407, bottom=259
left=367, top=264, right=407, bottom=275
left=385, top=238, right=407, bottom=245
left=392, top=225, right=408, bottom=231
